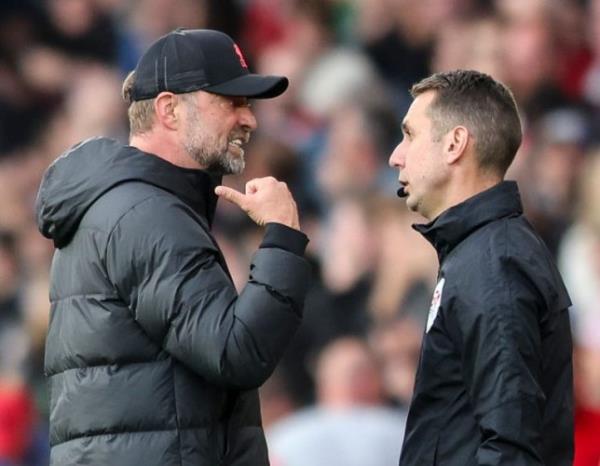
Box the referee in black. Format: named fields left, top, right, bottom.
left=389, top=69, right=573, bottom=465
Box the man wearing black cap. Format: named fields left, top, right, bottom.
left=36, top=29, right=310, bottom=466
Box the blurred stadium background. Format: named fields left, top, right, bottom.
left=1, top=0, right=599, bottom=465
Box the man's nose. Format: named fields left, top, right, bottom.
left=239, top=106, right=257, bottom=132
left=388, top=142, right=405, bottom=168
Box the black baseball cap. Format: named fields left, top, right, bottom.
left=130, top=28, right=288, bottom=101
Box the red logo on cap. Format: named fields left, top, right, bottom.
left=233, top=43, right=248, bottom=69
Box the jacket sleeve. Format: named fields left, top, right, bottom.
left=448, top=254, right=547, bottom=465
left=104, top=195, right=310, bottom=390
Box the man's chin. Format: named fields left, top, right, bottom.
left=225, top=161, right=245, bottom=175
left=225, top=150, right=245, bottom=175
left=405, top=195, right=418, bottom=212
left=211, top=152, right=245, bottom=176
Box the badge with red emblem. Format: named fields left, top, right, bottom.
left=233, top=43, right=248, bottom=69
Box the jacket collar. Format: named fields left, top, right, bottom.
left=413, top=181, right=523, bottom=262
left=36, top=137, right=223, bottom=248
left=122, top=145, right=222, bottom=227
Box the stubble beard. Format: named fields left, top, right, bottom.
left=182, top=104, right=246, bottom=175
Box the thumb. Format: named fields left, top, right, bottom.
left=215, top=185, right=246, bottom=208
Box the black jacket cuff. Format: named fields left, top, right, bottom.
left=260, top=223, right=308, bottom=256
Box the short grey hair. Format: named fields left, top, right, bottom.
left=121, top=71, right=155, bottom=135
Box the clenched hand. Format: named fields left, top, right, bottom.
left=215, top=177, right=301, bottom=230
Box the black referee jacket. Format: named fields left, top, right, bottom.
left=399, top=181, right=573, bottom=466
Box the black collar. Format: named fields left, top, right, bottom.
left=413, top=181, right=523, bottom=263
left=121, top=145, right=222, bottom=227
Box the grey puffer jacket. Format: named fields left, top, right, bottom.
left=36, top=137, right=310, bottom=466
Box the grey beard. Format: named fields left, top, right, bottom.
left=181, top=100, right=246, bottom=175
left=185, top=145, right=245, bottom=175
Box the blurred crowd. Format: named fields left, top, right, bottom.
left=1, top=0, right=600, bottom=465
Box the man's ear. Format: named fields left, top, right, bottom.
left=154, top=92, right=179, bottom=130
left=444, top=126, right=470, bottom=165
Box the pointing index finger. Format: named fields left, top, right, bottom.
left=215, top=185, right=246, bottom=208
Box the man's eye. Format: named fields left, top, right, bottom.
left=230, top=97, right=250, bottom=108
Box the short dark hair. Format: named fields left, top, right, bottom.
left=411, top=70, right=522, bottom=176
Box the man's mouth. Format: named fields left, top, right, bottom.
left=228, top=135, right=249, bottom=155
left=397, top=180, right=409, bottom=198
